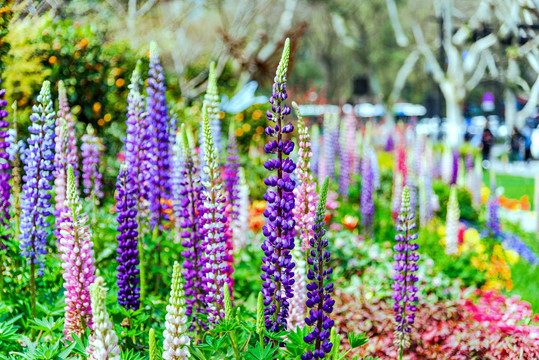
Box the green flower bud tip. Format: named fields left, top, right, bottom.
left=224, top=283, right=232, bottom=322
left=276, top=38, right=290, bottom=84
left=150, top=41, right=159, bottom=59
left=149, top=328, right=157, bottom=360
left=66, top=164, right=78, bottom=205
left=315, top=176, right=330, bottom=219
left=256, top=292, right=264, bottom=334
left=330, top=327, right=340, bottom=359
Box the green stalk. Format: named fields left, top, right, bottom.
left=137, top=210, right=146, bottom=303
left=0, top=251, right=3, bottom=301
left=30, top=261, right=36, bottom=318
left=228, top=332, right=240, bottom=360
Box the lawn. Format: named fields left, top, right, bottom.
left=484, top=172, right=536, bottom=210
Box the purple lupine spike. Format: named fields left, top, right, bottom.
left=320, top=113, right=339, bottom=182
left=451, top=149, right=459, bottom=185
left=201, top=105, right=232, bottom=325
left=57, top=81, right=79, bottom=183
left=302, top=177, right=334, bottom=359
left=310, top=124, right=320, bottom=176
left=360, top=147, right=374, bottom=234
left=486, top=182, right=501, bottom=238
left=177, top=125, right=208, bottom=330
left=126, top=61, right=152, bottom=212
left=146, top=42, right=171, bottom=230
left=260, top=39, right=297, bottom=334
left=19, top=81, right=55, bottom=276
left=81, top=124, right=104, bottom=203
left=392, top=186, right=420, bottom=354
left=115, top=164, right=140, bottom=310
left=0, top=83, right=10, bottom=248
left=225, top=122, right=240, bottom=246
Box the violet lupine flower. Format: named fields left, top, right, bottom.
left=177, top=125, right=208, bottom=330
left=361, top=147, right=374, bottom=234
left=320, top=113, right=339, bottom=182
left=225, top=122, right=240, bottom=243
left=81, top=124, right=104, bottom=203
left=0, top=84, right=10, bottom=247
left=147, top=42, right=172, bottom=230
left=57, top=80, right=78, bottom=183
left=260, top=38, right=297, bottom=334
left=59, top=165, right=97, bottom=339
left=486, top=185, right=501, bottom=238
left=163, top=261, right=191, bottom=360
left=302, top=176, right=334, bottom=360
left=288, top=102, right=316, bottom=330
left=451, top=149, right=459, bottom=185
left=310, top=124, right=320, bottom=176
left=201, top=105, right=232, bottom=324
left=418, top=157, right=433, bottom=227
left=19, top=81, right=55, bottom=276
left=370, top=147, right=380, bottom=190
left=338, top=122, right=350, bottom=197
left=441, top=146, right=452, bottom=184
left=292, top=102, right=318, bottom=251
left=126, top=60, right=152, bottom=215
left=115, top=164, right=140, bottom=310
left=87, top=276, right=121, bottom=360
left=392, top=186, right=419, bottom=352
left=445, top=186, right=460, bottom=255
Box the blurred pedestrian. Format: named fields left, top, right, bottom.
left=510, top=126, right=524, bottom=162
left=481, top=121, right=494, bottom=163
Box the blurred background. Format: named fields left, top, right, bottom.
left=2, top=0, right=538, bottom=199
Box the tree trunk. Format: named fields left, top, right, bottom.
left=444, top=89, right=463, bottom=147
left=504, top=88, right=517, bottom=131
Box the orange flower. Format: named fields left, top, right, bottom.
left=342, top=215, right=359, bottom=230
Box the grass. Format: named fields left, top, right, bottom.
left=510, top=261, right=539, bottom=312
left=483, top=173, right=536, bottom=210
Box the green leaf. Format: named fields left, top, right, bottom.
left=347, top=332, right=369, bottom=349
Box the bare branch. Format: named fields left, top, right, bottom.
left=136, top=0, right=158, bottom=16
left=389, top=49, right=419, bottom=104
left=465, top=54, right=487, bottom=91
left=413, top=25, right=446, bottom=85
left=516, top=74, right=539, bottom=125
left=385, top=0, right=408, bottom=47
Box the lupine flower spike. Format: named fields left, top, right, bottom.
left=234, top=168, right=250, bottom=250
left=201, top=61, right=222, bottom=161
left=81, top=124, right=104, bottom=203
left=261, top=38, right=297, bottom=334
left=115, top=164, right=140, bottom=310
left=393, top=186, right=420, bottom=358
left=163, top=261, right=191, bottom=360
left=19, top=81, right=55, bottom=318
left=147, top=41, right=172, bottom=230
left=177, top=124, right=208, bottom=330
left=288, top=102, right=315, bottom=330
left=201, top=105, right=233, bottom=324
left=87, top=277, right=121, bottom=360
left=445, top=186, right=460, bottom=255
left=302, top=176, right=335, bottom=360
left=54, top=118, right=69, bottom=216
left=59, top=165, right=97, bottom=339
left=360, top=146, right=375, bottom=234
left=0, top=82, right=10, bottom=247
left=224, top=121, right=240, bottom=259
left=149, top=328, right=158, bottom=360
left=57, top=80, right=79, bottom=182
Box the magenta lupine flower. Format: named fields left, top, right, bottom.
left=361, top=147, right=374, bottom=234
left=81, top=124, right=104, bottom=203
left=235, top=168, right=250, bottom=250
left=288, top=102, right=316, bottom=330
left=115, top=164, right=140, bottom=310
left=59, top=165, right=97, bottom=339
left=57, top=81, right=78, bottom=184
left=260, top=39, right=297, bottom=333
left=393, top=186, right=419, bottom=353
left=177, top=125, right=208, bottom=330
left=302, top=177, right=335, bottom=359
left=146, top=42, right=172, bottom=230
left=19, top=81, right=55, bottom=275
left=200, top=106, right=232, bottom=325
left=0, top=84, right=10, bottom=247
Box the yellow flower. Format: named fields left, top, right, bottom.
left=481, top=186, right=490, bottom=203
left=437, top=225, right=446, bottom=237
left=505, top=249, right=519, bottom=265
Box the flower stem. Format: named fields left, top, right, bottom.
left=30, top=260, right=36, bottom=319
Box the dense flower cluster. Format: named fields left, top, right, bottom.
left=445, top=186, right=460, bottom=255
left=320, top=112, right=339, bottom=181
left=392, top=186, right=420, bottom=353
left=0, top=83, right=10, bottom=247
left=260, top=38, right=297, bottom=333
left=177, top=126, right=208, bottom=329
left=361, top=146, right=374, bottom=233
left=57, top=80, right=78, bottom=182
left=163, top=261, right=191, bottom=360
left=302, top=176, right=334, bottom=359
left=81, top=124, right=104, bottom=202
left=338, top=110, right=356, bottom=196
left=87, top=277, right=120, bottom=360
left=202, top=62, right=222, bottom=157
left=200, top=106, right=232, bottom=324
left=20, top=81, right=55, bottom=275
left=147, top=42, right=172, bottom=229
left=115, top=164, right=140, bottom=310
left=59, top=165, right=97, bottom=339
